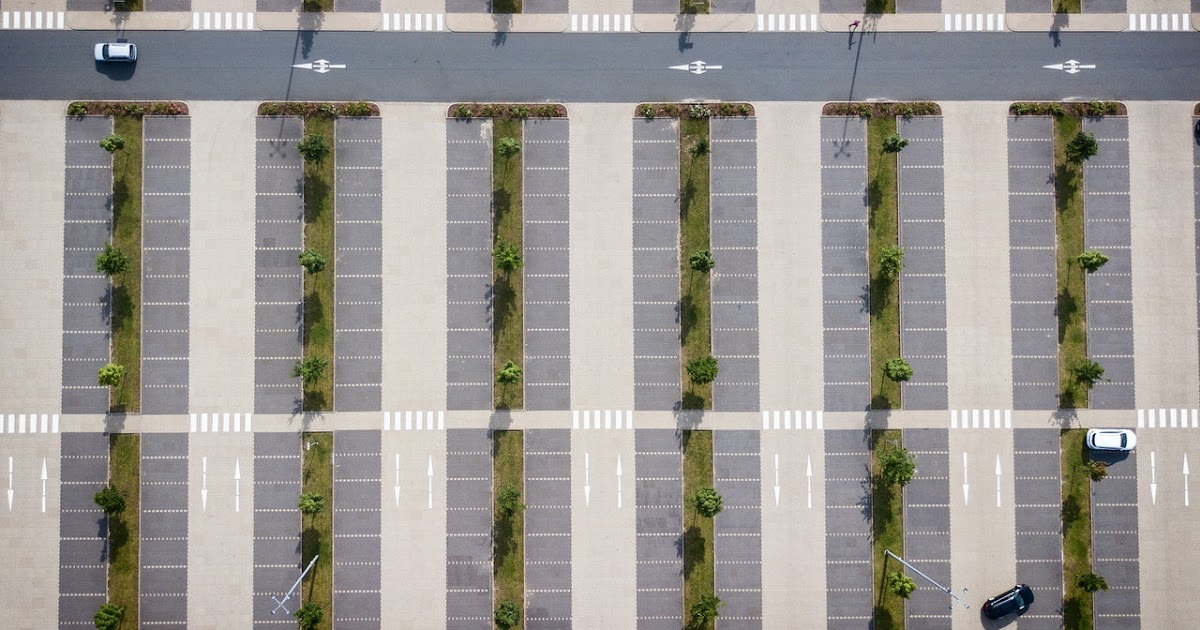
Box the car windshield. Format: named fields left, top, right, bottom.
left=101, top=44, right=109, bottom=56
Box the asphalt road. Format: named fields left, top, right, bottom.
left=0, top=30, right=1197, bottom=102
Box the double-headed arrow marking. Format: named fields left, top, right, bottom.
left=40, top=459, right=47, bottom=513
left=584, top=453, right=591, bottom=507
left=6, top=457, right=12, bottom=512
left=202, top=457, right=208, bottom=511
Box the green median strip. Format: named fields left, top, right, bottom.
left=682, top=429, right=716, bottom=629
left=1054, top=114, right=1088, bottom=408
left=680, top=115, right=713, bottom=410
left=493, top=117, right=525, bottom=410
left=867, top=116, right=901, bottom=410
left=109, top=115, right=143, bottom=413
left=493, top=430, right=525, bottom=630
left=871, top=429, right=905, bottom=630
left=301, top=116, right=336, bottom=412
left=300, top=432, right=333, bottom=626
left=1053, top=0, right=1081, bottom=13
left=106, top=434, right=140, bottom=626
left=865, top=0, right=896, bottom=13
left=1061, top=429, right=1094, bottom=629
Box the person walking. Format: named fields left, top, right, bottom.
left=850, top=19, right=861, bottom=29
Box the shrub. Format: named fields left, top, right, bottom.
left=96, top=242, right=130, bottom=275
left=888, top=571, right=917, bottom=599
left=897, top=102, right=915, bottom=119
left=1077, top=249, right=1109, bottom=272
left=97, top=363, right=126, bottom=387
left=93, top=485, right=126, bottom=515
left=884, top=357, right=913, bottom=382
left=122, top=103, right=144, bottom=117
left=690, top=138, right=709, bottom=157
left=298, top=492, right=324, bottom=516
left=662, top=104, right=681, bottom=118
left=343, top=101, right=373, bottom=116
left=94, top=603, right=124, bottom=630
left=686, top=356, right=720, bottom=385
left=877, top=245, right=905, bottom=280
left=496, top=137, right=521, bottom=160
left=454, top=104, right=471, bottom=119
left=639, top=104, right=655, bottom=119
left=688, top=103, right=710, bottom=119
left=291, top=356, right=329, bottom=385
left=480, top=104, right=497, bottom=117
left=260, top=102, right=282, bottom=116
left=877, top=441, right=917, bottom=487
left=1071, top=359, right=1105, bottom=388
left=537, top=104, right=558, bottom=117
left=298, top=249, right=326, bottom=274
left=687, top=595, right=725, bottom=628
left=492, top=239, right=523, bottom=274
left=856, top=103, right=873, bottom=118
left=692, top=486, right=723, bottom=517
left=318, top=102, right=338, bottom=118
left=688, top=249, right=715, bottom=272
left=294, top=603, right=323, bottom=630
left=738, top=103, right=752, bottom=116
left=1065, top=131, right=1099, bottom=163
left=99, top=133, right=125, bottom=153
left=297, top=133, right=329, bottom=163
left=882, top=133, right=909, bottom=153
left=497, top=361, right=523, bottom=385
left=495, top=601, right=521, bottom=628
left=1084, top=460, right=1108, bottom=481
left=67, top=102, right=88, bottom=116
left=1077, top=572, right=1109, bottom=593
left=496, top=483, right=523, bottom=517
left=512, top=104, right=530, bottom=119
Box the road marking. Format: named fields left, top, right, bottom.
left=1185, top=454, right=1190, bottom=507
left=943, top=13, right=1005, bottom=31
left=773, top=454, right=780, bottom=507
left=572, top=410, right=632, bottom=430
left=293, top=59, right=347, bottom=74
left=570, top=14, right=632, bottom=32
left=202, top=456, right=208, bottom=511
left=584, top=452, right=591, bottom=507
left=384, top=410, right=444, bottom=430
left=6, top=456, right=11, bottom=511
left=381, top=13, right=445, bottom=31
left=806, top=455, right=813, bottom=509
left=670, top=60, right=722, bottom=75
left=394, top=454, right=400, bottom=508
left=962, top=452, right=969, bottom=505
left=616, top=454, right=623, bottom=508
left=1150, top=451, right=1157, bottom=505
left=1043, top=59, right=1096, bottom=74
left=756, top=14, right=819, bottom=32
left=234, top=458, right=241, bottom=512
left=1128, top=13, right=1190, bottom=31
left=40, top=458, right=47, bottom=513
left=427, top=455, right=434, bottom=509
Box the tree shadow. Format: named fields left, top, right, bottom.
left=108, top=514, right=130, bottom=563
left=679, top=176, right=696, bottom=221
left=679, top=294, right=698, bottom=345
left=1049, top=12, right=1068, bottom=48
left=301, top=524, right=320, bottom=599
left=494, top=512, right=518, bottom=562
left=491, top=12, right=512, bottom=46
left=1063, top=596, right=1083, bottom=628
left=304, top=172, right=330, bottom=224
left=298, top=11, right=323, bottom=59
left=492, top=189, right=513, bottom=236
left=681, top=524, right=705, bottom=579
left=681, top=390, right=705, bottom=411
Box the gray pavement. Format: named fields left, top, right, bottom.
left=901, top=429, right=950, bottom=629
left=897, top=117, right=948, bottom=411
left=1012, top=429, right=1063, bottom=628
left=1090, top=446, right=1140, bottom=628
left=334, top=118, right=384, bottom=413
left=251, top=432, right=301, bottom=628
left=1084, top=116, right=1136, bottom=410
left=444, top=429, right=491, bottom=630
left=524, top=429, right=572, bottom=629
left=140, top=433, right=189, bottom=629
left=1197, top=116, right=1200, bottom=388
left=445, top=120, right=492, bottom=411
left=713, top=430, right=762, bottom=629
left=710, top=117, right=760, bottom=412
left=823, top=429, right=871, bottom=629
left=142, top=116, right=191, bottom=415
left=1008, top=116, right=1059, bottom=410
left=821, top=117, right=869, bottom=412
left=523, top=119, right=572, bottom=411
left=333, top=430, right=382, bottom=628
left=57, top=432, right=107, bottom=628
left=634, top=429, right=682, bottom=629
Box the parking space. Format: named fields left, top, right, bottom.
left=1008, top=116, right=1059, bottom=410
left=1011, top=429, right=1063, bottom=629
left=140, top=433, right=189, bottom=628
left=634, top=429, right=682, bottom=629
left=1090, top=448, right=1140, bottom=628
left=445, top=120, right=493, bottom=411
left=142, top=116, right=191, bottom=414
left=820, top=117, right=870, bottom=412
left=444, top=429, right=491, bottom=630
left=897, top=117, right=948, bottom=410
left=710, top=117, right=760, bottom=412
left=333, top=430, right=382, bottom=628
left=1084, top=117, right=1136, bottom=409
left=523, top=120, right=572, bottom=411
left=823, top=429, right=872, bottom=629
left=62, top=117, right=113, bottom=413
left=902, top=429, right=950, bottom=628
left=335, top=118, right=384, bottom=412
left=254, top=117, right=304, bottom=414
left=57, top=432, right=108, bottom=627
left=251, top=432, right=301, bottom=627
left=713, top=430, right=762, bottom=629
left=524, top=429, right=572, bottom=628
left=631, top=120, right=681, bottom=411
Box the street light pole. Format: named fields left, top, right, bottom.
left=271, top=554, right=319, bottom=615
left=884, top=549, right=968, bottom=610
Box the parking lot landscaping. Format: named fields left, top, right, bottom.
left=682, top=429, right=716, bottom=629
left=300, top=432, right=333, bottom=626
left=109, top=115, right=143, bottom=413
left=493, top=429, right=525, bottom=629
left=679, top=111, right=713, bottom=410
left=107, top=433, right=141, bottom=626
left=866, top=116, right=901, bottom=409
left=1061, top=428, right=1095, bottom=629
left=301, top=116, right=336, bottom=411
left=871, top=429, right=905, bottom=630
left=493, top=117, right=525, bottom=410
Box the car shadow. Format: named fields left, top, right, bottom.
left=1090, top=449, right=1131, bottom=466
left=94, top=62, right=135, bottom=80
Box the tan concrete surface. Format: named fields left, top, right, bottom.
left=381, top=429, right=447, bottom=628
left=567, top=104, right=635, bottom=409
left=567, top=0, right=633, bottom=14
left=67, top=10, right=188, bottom=29
left=1128, top=102, right=1199, bottom=409
left=255, top=10, right=380, bottom=30
left=947, top=430, right=1016, bottom=626
left=381, top=0, right=443, bottom=14
left=942, top=102, right=1014, bottom=410
left=571, top=428, right=637, bottom=627
left=4, top=0, right=63, bottom=10
left=821, top=12, right=941, bottom=32
left=381, top=103, right=448, bottom=411
left=186, top=432, right=255, bottom=627
left=190, top=102, right=256, bottom=412
left=941, top=0, right=1003, bottom=13
left=634, top=12, right=753, bottom=31
left=760, top=431, right=826, bottom=626
left=1005, top=12, right=1127, bottom=31
left=189, top=0, right=254, bottom=14
left=446, top=12, right=567, bottom=31
left=0, top=101, right=64, bottom=412
left=1127, top=0, right=1188, bottom=13
left=755, top=0, right=818, bottom=15
left=1137, top=430, right=1200, bottom=629
left=0, top=434, right=60, bottom=628
left=756, top=102, right=824, bottom=410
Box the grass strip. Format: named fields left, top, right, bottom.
left=302, top=116, right=336, bottom=411
left=113, top=0, right=143, bottom=11
left=1061, top=429, right=1094, bottom=629
left=680, top=0, right=710, bottom=13
left=682, top=429, right=715, bottom=628
left=871, top=429, right=904, bottom=630
left=492, top=0, right=521, bottom=13
left=493, top=430, right=525, bottom=629
left=1054, top=114, right=1088, bottom=408
left=110, top=115, right=142, bottom=413
left=302, top=0, right=334, bottom=11
left=867, top=116, right=901, bottom=410
left=1053, top=0, right=1081, bottom=13
left=493, top=117, right=525, bottom=410
left=865, top=0, right=896, bottom=13
left=300, top=431, right=334, bottom=625
left=680, top=117, right=713, bottom=410
left=107, top=433, right=140, bottom=624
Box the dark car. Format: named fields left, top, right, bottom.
left=982, top=584, right=1034, bottom=620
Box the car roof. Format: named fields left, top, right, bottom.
left=1093, top=430, right=1127, bottom=448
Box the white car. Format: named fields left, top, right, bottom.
left=94, top=43, right=137, bottom=62
left=1086, top=428, right=1137, bottom=452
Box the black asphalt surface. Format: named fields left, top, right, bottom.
left=0, top=30, right=1197, bottom=102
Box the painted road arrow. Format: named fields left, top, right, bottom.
left=6, top=457, right=12, bottom=512
left=616, top=454, right=623, bottom=508
left=584, top=452, right=591, bottom=507
left=669, top=60, right=722, bottom=75
left=1185, top=454, right=1191, bottom=507
left=806, top=456, right=813, bottom=509
left=1043, top=59, right=1096, bottom=74
left=394, top=454, right=400, bottom=508
left=202, top=456, right=208, bottom=511
left=40, top=458, right=47, bottom=513
left=962, top=452, right=970, bottom=505
left=1151, top=451, right=1157, bottom=505
left=292, top=59, right=347, bottom=74
left=427, top=455, right=434, bottom=510
left=995, top=454, right=1003, bottom=507
left=773, top=454, right=780, bottom=508
left=234, top=459, right=241, bottom=513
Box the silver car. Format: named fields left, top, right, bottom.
left=94, top=43, right=137, bottom=62
left=1086, top=428, right=1137, bottom=452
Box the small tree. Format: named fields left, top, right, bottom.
left=878, top=245, right=905, bottom=280
left=1077, top=250, right=1109, bottom=273
left=690, top=138, right=709, bottom=157
left=93, top=485, right=126, bottom=515
left=298, top=249, right=326, bottom=274
left=884, top=357, right=913, bottom=382
left=887, top=571, right=917, bottom=599
left=496, top=137, right=521, bottom=161
left=1084, top=459, right=1108, bottom=481
left=99, top=134, right=125, bottom=153
left=688, top=250, right=716, bottom=273
left=492, top=240, right=523, bottom=275
left=686, top=356, right=720, bottom=386
left=93, top=603, right=124, bottom=630
left=298, top=492, right=324, bottom=517
left=496, top=483, right=523, bottom=517
left=1071, top=359, right=1105, bottom=389
left=95, top=243, right=129, bottom=276
left=97, top=363, right=126, bottom=388
left=1077, top=572, right=1109, bottom=593
left=291, top=356, right=329, bottom=385
left=294, top=602, right=323, bottom=630
left=692, top=486, right=723, bottom=518
left=297, top=133, right=329, bottom=163
left=878, top=442, right=917, bottom=488
left=1065, top=131, right=1099, bottom=164
left=881, top=133, right=909, bottom=154
left=497, top=360, right=523, bottom=385
left=494, top=600, right=521, bottom=629
left=687, top=595, right=725, bottom=628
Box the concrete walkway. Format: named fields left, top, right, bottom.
left=760, top=429, right=827, bottom=625
left=0, top=433, right=61, bottom=628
